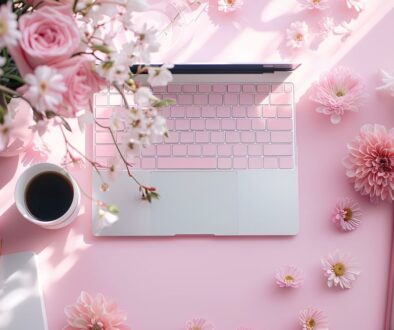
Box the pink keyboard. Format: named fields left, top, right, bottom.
left=94, top=82, right=295, bottom=170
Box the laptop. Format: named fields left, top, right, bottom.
left=92, top=64, right=300, bottom=236
left=0, top=252, right=48, bottom=330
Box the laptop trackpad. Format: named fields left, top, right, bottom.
left=150, top=171, right=238, bottom=235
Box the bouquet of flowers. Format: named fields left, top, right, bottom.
left=0, top=0, right=174, bottom=218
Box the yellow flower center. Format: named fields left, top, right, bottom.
left=226, top=0, right=235, bottom=4
left=192, top=327, right=202, bottom=330
left=39, top=82, right=48, bottom=93
left=0, top=21, right=6, bottom=35
left=333, top=262, right=346, bottom=276
left=343, top=208, right=353, bottom=221
left=313, top=0, right=321, bottom=4
left=336, top=90, right=345, bottom=97
left=284, top=275, right=294, bottom=283
left=295, top=33, right=304, bottom=42
left=306, top=318, right=316, bottom=329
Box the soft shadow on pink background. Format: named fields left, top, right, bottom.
left=0, top=1, right=394, bottom=329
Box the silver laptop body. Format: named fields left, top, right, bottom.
left=92, top=64, right=300, bottom=236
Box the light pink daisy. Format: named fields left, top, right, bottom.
left=185, top=318, right=215, bottom=330
left=344, top=124, right=394, bottom=202
left=310, top=66, right=364, bottom=124
left=298, top=0, right=329, bottom=10
left=218, top=0, right=243, bottom=13
left=275, top=265, right=304, bottom=288
left=64, top=291, right=129, bottom=330
left=377, top=69, right=394, bottom=97
left=321, top=250, right=360, bottom=289
left=24, top=65, right=67, bottom=113
left=346, top=0, right=366, bottom=12
left=299, top=307, right=328, bottom=330
left=332, top=198, right=362, bottom=232
left=286, top=21, right=309, bottom=49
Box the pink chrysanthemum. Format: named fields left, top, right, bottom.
left=185, top=318, right=215, bottom=330
left=64, top=291, right=129, bottom=330
left=310, top=66, right=364, bottom=124
left=218, top=0, right=243, bottom=13
left=332, top=197, right=362, bottom=232
left=344, top=124, right=394, bottom=202
left=321, top=250, right=360, bottom=289
left=298, top=0, right=329, bottom=10
left=275, top=265, right=304, bottom=288
left=299, top=307, right=329, bottom=330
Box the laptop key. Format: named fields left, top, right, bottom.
left=157, top=157, right=217, bottom=169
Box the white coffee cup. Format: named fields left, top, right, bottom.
left=15, top=163, right=81, bottom=229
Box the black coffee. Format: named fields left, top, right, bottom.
left=25, top=171, right=74, bottom=221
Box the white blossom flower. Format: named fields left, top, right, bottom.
left=298, top=0, right=329, bottom=10
left=148, top=64, right=173, bottom=87
left=133, top=24, right=160, bottom=63
left=98, top=206, right=119, bottom=229
left=218, top=0, right=244, bottom=13
left=321, top=250, right=360, bottom=289
left=346, top=0, right=366, bottom=12
left=0, top=3, right=21, bottom=48
left=30, top=119, right=50, bottom=137
left=24, top=66, right=67, bottom=113
left=107, top=157, right=120, bottom=181
left=151, top=115, right=167, bottom=136
left=286, top=21, right=309, bottom=49
left=0, top=112, right=12, bottom=151
left=377, top=70, right=394, bottom=96
left=134, top=87, right=156, bottom=107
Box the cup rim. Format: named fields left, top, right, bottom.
left=14, top=163, right=80, bottom=227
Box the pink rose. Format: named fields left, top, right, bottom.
left=9, top=5, right=80, bottom=76
left=53, top=56, right=106, bottom=117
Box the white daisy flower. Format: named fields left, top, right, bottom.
left=321, top=250, right=360, bottom=289
left=24, top=66, right=67, bottom=113
left=0, top=3, right=21, bottom=48
left=286, top=21, right=309, bottom=49
left=148, top=64, right=173, bottom=87
left=218, top=0, right=244, bottom=13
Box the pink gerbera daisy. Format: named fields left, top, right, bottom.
left=185, top=318, right=215, bottom=330
left=321, top=250, right=360, bottom=289
left=275, top=265, right=304, bottom=288
left=332, top=197, right=362, bottom=232
left=64, top=291, right=129, bottom=330
left=310, top=66, right=364, bottom=124
left=344, top=124, right=394, bottom=202
left=299, top=307, right=328, bottom=330
left=298, top=0, right=329, bottom=10
left=218, top=0, right=243, bottom=13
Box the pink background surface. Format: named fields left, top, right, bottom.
left=1, top=0, right=394, bottom=329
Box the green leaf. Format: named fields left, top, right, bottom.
left=91, top=44, right=113, bottom=54
left=107, top=204, right=120, bottom=214
left=152, top=98, right=176, bottom=108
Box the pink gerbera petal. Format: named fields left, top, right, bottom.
left=344, top=124, right=394, bottom=202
